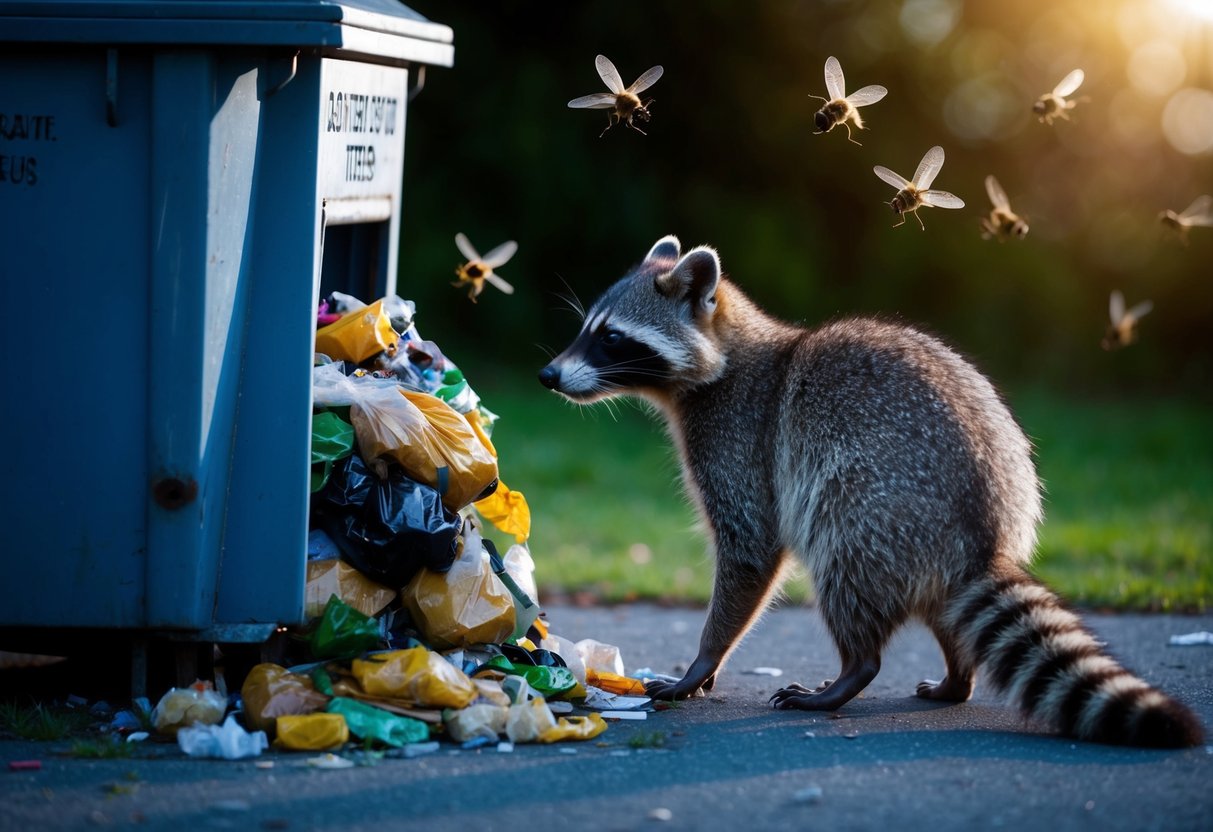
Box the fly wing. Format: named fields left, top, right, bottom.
left=455, top=232, right=479, bottom=263
left=914, top=145, right=945, bottom=190
left=627, top=65, right=664, bottom=94
left=481, top=240, right=518, bottom=269
left=824, top=55, right=846, bottom=100
left=568, top=93, right=618, bottom=110
left=921, top=190, right=965, bottom=209
left=1126, top=299, right=1153, bottom=321
left=1109, top=290, right=1125, bottom=324
left=846, top=85, right=888, bottom=107
left=485, top=272, right=515, bottom=295
left=874, top=165, right=910, bottom=190
left=1053, top=68, right=1084, bottom=97
left=1180, top=194, right=1213, bottom=225
left=985, top=175, right=1010, bottom=210
left=595, top=54, right=625, bottom=94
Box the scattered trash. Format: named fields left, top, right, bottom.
left=746, top=667, right=783, bottom=677
left=585, top=670, right=648, bottom=696
left=444, top=703, right=508, bottom=743
left=8, top=760, right=42, bottom=771
left=401, top=741, right=441, bottom=759
left=301, top=753, right=356, bottom=770
left=305, top=560, right=395, bottom=620
left=1169, top=632, right=1213, bottom=646
left=275, top=713, right=349, bottom=751
left=351, top=647, right=478, bottom=709
left=599, top=711, right=648, bottom=721
left=152, top=681, right=227, bottom=736
left=126, top=732, right=149, bottom=743
left=177, top=715, right=268, bottom=760
left=255, top=760, right=275, bottom=770
left=308, top=595, right=382, bottom=659
left=496, top=741, right=514, bottom=753
left=648, top=807, right=674, bottom=822
left=538, top=713, right=608, bottom=743
left=327, top=697, right=429, bottom=747
left=241, top=664, right=331, bottom=734
left=792, top=785, right=824, bottom=805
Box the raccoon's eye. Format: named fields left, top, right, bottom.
left=601, top=330, right=623, bottom=346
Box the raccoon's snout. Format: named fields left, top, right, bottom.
left=538, top=364, right=561, bottom=390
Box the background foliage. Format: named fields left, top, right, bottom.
left=393, top=1, right=1212, bottom=610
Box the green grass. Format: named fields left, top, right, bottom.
left=472, top=370, right=1210, bottom=612
left=0, top=701, right=96, bottom=741
left=69, top=736, right=134, bottom=759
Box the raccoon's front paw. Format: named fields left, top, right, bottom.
left=645, top=674, right=714, bottom=701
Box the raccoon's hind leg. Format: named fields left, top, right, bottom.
left=916, top=619, right=976, bottom=702
left=770, top=563, right=900, bottom=711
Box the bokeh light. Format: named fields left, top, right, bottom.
left=1128, top=41, right=1188, bottom=96
left=1162, top=87, right=1213, bottom=154
left=899, top=0, right=960, bottom=48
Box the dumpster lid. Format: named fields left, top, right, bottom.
left=0, top=0, right=454, bottom=66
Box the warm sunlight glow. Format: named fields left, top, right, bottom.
left=1168, top=0, right=1213, bottom=23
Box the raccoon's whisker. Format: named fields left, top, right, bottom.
left=534, top=342, right=557, bottom=359
left=552, top=273, right=586, bottom=320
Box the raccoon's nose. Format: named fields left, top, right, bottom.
left=538, top=364, right=560, bottom=389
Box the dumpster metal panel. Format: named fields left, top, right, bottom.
left=0, top=0, right=455, bottom=66
left=0, top=0, right=451, bottom=647
left=0, top=50, right=155, bottom=629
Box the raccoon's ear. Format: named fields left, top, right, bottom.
left=644, top=235, right=681, bottom=264
left=656, top=246, right=720, bottom=317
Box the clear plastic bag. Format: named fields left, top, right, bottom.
left=152, top=681, right=227, bottom=736
left=304, top=560, right=396, bottom=619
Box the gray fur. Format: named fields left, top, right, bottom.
left=539, top=238, right=1204, bottom=748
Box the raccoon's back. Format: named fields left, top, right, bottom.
left=774, top=318, right=1041, bottom=573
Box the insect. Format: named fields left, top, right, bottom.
left=873, top=146, right=965, bottom=230
left=1034, top=69, right=1085, bottom=125
left=979, top=175, right=1029, bottom=241
left=453, top=233, right=517, bottom=302
left=567, top=54, right=664, bottom=137
left=1101, top=290, right=1152, bottom=351
left=1158, top=194, right=1213, bottom=245
left=808, top=55, right=888, bottom=145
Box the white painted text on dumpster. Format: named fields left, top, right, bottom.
left=318, top=61, right=407, bottom=199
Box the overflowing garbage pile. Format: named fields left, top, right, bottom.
left=145, top=292, right=656, bottom=761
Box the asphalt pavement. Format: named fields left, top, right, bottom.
left=2, top=603, right=1211, bottom=832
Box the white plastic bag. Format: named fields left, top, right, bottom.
left=177, top=714, right=268, bottom=760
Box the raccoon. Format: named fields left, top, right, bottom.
left=538, top=235, right=1204, bottom=748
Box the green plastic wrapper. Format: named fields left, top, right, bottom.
left=325, top=697, right=430, bottom=748
left=475, top=655, right=579, bottom=699
left=311, top=411, right=355, bottom=492
left=309, top=595, right=381, bottom=659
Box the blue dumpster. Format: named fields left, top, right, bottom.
left=0, top=1, right=454, bottom=650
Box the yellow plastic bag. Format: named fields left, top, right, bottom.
left=473, top=480, right=531, bottom=543
left=401, top=524, right=515, bottom=649
left=351, top=388, right=498, bottom=511
left=314, top=298, right=399, bottom=363
left=538, top=713, right=608, bottom=743
left=305, top=560, right=396, bottom=619
left=351, top=648, right=477, bottom=709
left=275, top=713, right=349, bottom=751
left=241, top=664, right=331, bottom=734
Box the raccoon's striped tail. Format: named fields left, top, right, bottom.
left=943, top=570, right=1204, bottom=748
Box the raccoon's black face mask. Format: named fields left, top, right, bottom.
left=538, top=320, right=672, bottom=401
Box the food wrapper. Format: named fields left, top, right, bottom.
left=586, top=669, right=648, bottom=696
left=473, top=480, right=530, bottom=543
left=475, top=655, right=581, bottom=700
left=326, top=697, right=430, bottom=747
left=402, top=524, right=515, bottom=649
left=472, top=678, right=512, bottom=708
left=275, top=713, right=349, bottom=751
left=311, top=411, right=355, bottom=492
left=240, top=663, right=331, bottom=734
left=351, top=648, right=477, bottom=710
left=444, top=703, right=508, bottom=743
left=314, top=298, right=399, bottom=363
left=305, top=560, right=396, bottom=619
left=152, top=681, right=226, bottom=736
left=538, top=713, right=608, bottom=743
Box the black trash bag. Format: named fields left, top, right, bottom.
left=314, top=454, right=462, bottom=587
